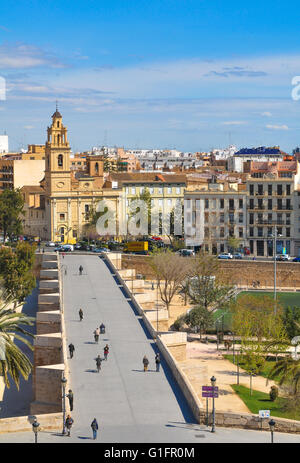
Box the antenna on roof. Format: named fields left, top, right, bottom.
left=56, top=100, right=58, bottom=112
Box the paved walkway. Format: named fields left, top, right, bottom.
left=61, top=254, right=199, bottom=443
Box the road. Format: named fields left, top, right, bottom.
left=0, top=253, right=299, bottom=443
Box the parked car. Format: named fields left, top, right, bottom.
left=46, top=241, right=56, bottom=247
left=218, top=253, right=233, bottom=259
left=59, top=244, right=74, bottom=252
left=276, top=254, right=290, bottom=261
left=233, top=253, right=243, bottom=259
left=92, top=247, right=110, bottom=253
left=58, top=246, right=72, bottom=252
left=177, top=249, right=195, bottom=257
left=74, top=243, right=82, bottom=250
left=293, top=256, right=300, bottom=262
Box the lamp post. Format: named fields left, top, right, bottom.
left=61, top=376, right=67, bottom=435
left=237, top=350, right=240, bottom=385
left=32, top=418, right=40, bottom=443
left=268, top=419, right=275, bottom=443
left=210, top=375, right=216, bottom=433
left=271, top=227, right=282, bottom=316
left=156, top=279, right=159, bottom=332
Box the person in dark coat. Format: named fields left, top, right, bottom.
left=155, top=353, right=161, bottom=372
left=104, top=344, right=109, bottom=360
left=96, top=355, right=102, bottom=373
left=69, top=343, right=75, bottom=359
left=91, top=418, right=99, bottom=440
left=79, top=308, right=83, bottom=321
left=143, top=355, right=149, bottom=372
left=79, top=265, right=83, bottom=275
left=66, top=389, right=74, bottom=411
left=65, top=414, right=74, bottom=436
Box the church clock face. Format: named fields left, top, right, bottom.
left=56, top=181, right=65, bottom=188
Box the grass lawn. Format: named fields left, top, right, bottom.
left=238, top=291, right=300, bottom=308
left=224, top=354, right=282, bottom=382
left=231, top=384, right=300, bottom=421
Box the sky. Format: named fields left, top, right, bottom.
left=1, top=0, right=300, bottom=153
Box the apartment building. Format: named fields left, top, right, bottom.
left=246, top=161, right=300, bottom=257
left=184, top=179, right=247, bottom=253
left=0, top=158, right=45, bottom=191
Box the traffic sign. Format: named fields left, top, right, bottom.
left=202, top=386, right=219, bottom=392
left=259, top=410, right=270, bottom=418
left=202, top=391, right=219, bottom=398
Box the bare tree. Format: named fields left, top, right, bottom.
left=149, top=249, right=191, bottom=317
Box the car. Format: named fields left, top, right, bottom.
left=218, top=253, right=233, bottom=259
left=74, top=243, right=82, bottom=250
left=293, top=256, right=300, bottom=262
left=233, top=253, right=243, bottom=259
left=46, top=241, right=56, bottom=247
left=276, top=254, right=290, bottom=261
left=177, top=249, right=195, bottom=257
left=58, top=246, right=72, bottom=252
left=92, top=247, right=110, bottom=253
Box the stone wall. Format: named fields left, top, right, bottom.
left=0, top=412, right=62, bottom=434
left=121, top=254, right=300, bottom=289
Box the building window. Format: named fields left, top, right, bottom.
left=220, top=213, right=224, bottom=223
left=249, top=213, right=254, bottom=225
left=286, top=184, right=291, bottom=195
left=167, top=187, right=172, bottom=194
left=239, top=228, right=243, bottom=238
left=258, top=184, right=263, bottom=195
left=149, top=187, right=154, bottom=194
left=168, top=199, right=172, bottom=206
left=220, top=199, right=224, bottom=209
left=277, top=184, right=283, bottom=195
left=131, top=187, right=136, bottom=194
left=258, top=227, right=263, bottom=237
left=59, top=213, right=65, bottom=221
left=204, top=227, right=209, bottom=238
left=239, top=199, right=243, bottom=209
left=220, top=228, right=224, bottom=238
left=73, top=230, right=77, bottom=238
left=250, top=185, right=254, bottom=195
left=268, top=199, right=272, bottom=210
left=176, top=187, right=181, bottom=194
left=250, top=227, right=254, bottom=237
left=250, top=199, right=254, bottom=209
left=268, top=184, right=272, bottom=195
left=205, top=199, right=209, bottom=209
left=286, top=228, right=290, bottom=237
left=158, top=187, right=162, bottom=194
left=239, top=213, right=243, bottom=223
left=229, top=199, right=234, bottom=210
left=58, top=154, right=63, bottom=167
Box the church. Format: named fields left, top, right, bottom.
left=22, top=109, right=120, bottom=242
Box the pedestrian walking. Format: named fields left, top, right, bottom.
left=143, top=355, right=149, bottom=372
left=155, top=353, right=161, bottom=372
left=65, top=414, right=74, bottom=437
left=62, top=252, right=65, bottom=259
left=42, top=247, right=45, bottom=253
left=94, top=327, right=100, bottom=343
left=79, top=265, right=83, bottom=275
left=64, top=267, right=67, bottom=276
left=66, top=389, right=74, bottom=411
left=91, top=418, right=99, bottom=440
left=79, top=308, right=83, bottom=321
left=100, top=323, right=105, bottom=334
left=104, top=344, right=109, bottom=360
left=96, top=354, right=102, bottom=373
left=68, top=343, right=75, bottom=359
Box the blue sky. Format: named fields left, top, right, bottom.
left=1, top=0, right=300, bottom=152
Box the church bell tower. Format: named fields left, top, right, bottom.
left=44, top=106, right=71, bottom=195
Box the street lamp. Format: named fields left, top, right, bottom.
left=32, top=418, right=40, bottom=443
left=61, top=376, right=67, bottom=435
left=269, top=227, right=282, bottom=315
left=210, top=375, right=216, bottom=433
left=268, top=419, right=276, bottom=443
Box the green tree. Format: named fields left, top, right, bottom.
left=0, top=242, right=36, bottom=304
left=268, top=357, right=300, bottom=396
left=227, top=236, right=241, bottom=253
left=0, top=295, right=34, bottom=389
left=0, top=189, right=24, bottom=242
left=281, top=306, right=300, bottom=340
left=184, top=306, right=214, bottom=340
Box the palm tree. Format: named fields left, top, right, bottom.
left=0, top=296, right=35, bottom=389
left=268, top=356, right=300, bottom=395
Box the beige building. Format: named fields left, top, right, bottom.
left=0, top=158, right=45, bottom=191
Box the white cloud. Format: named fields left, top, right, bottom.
left=261, top=111, right=272, bottom=116
left=266, top=124, right=289, bottom=130
left=221, top=121, right=247, bottom=125
left=24, top=125, right=34, bottom=130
